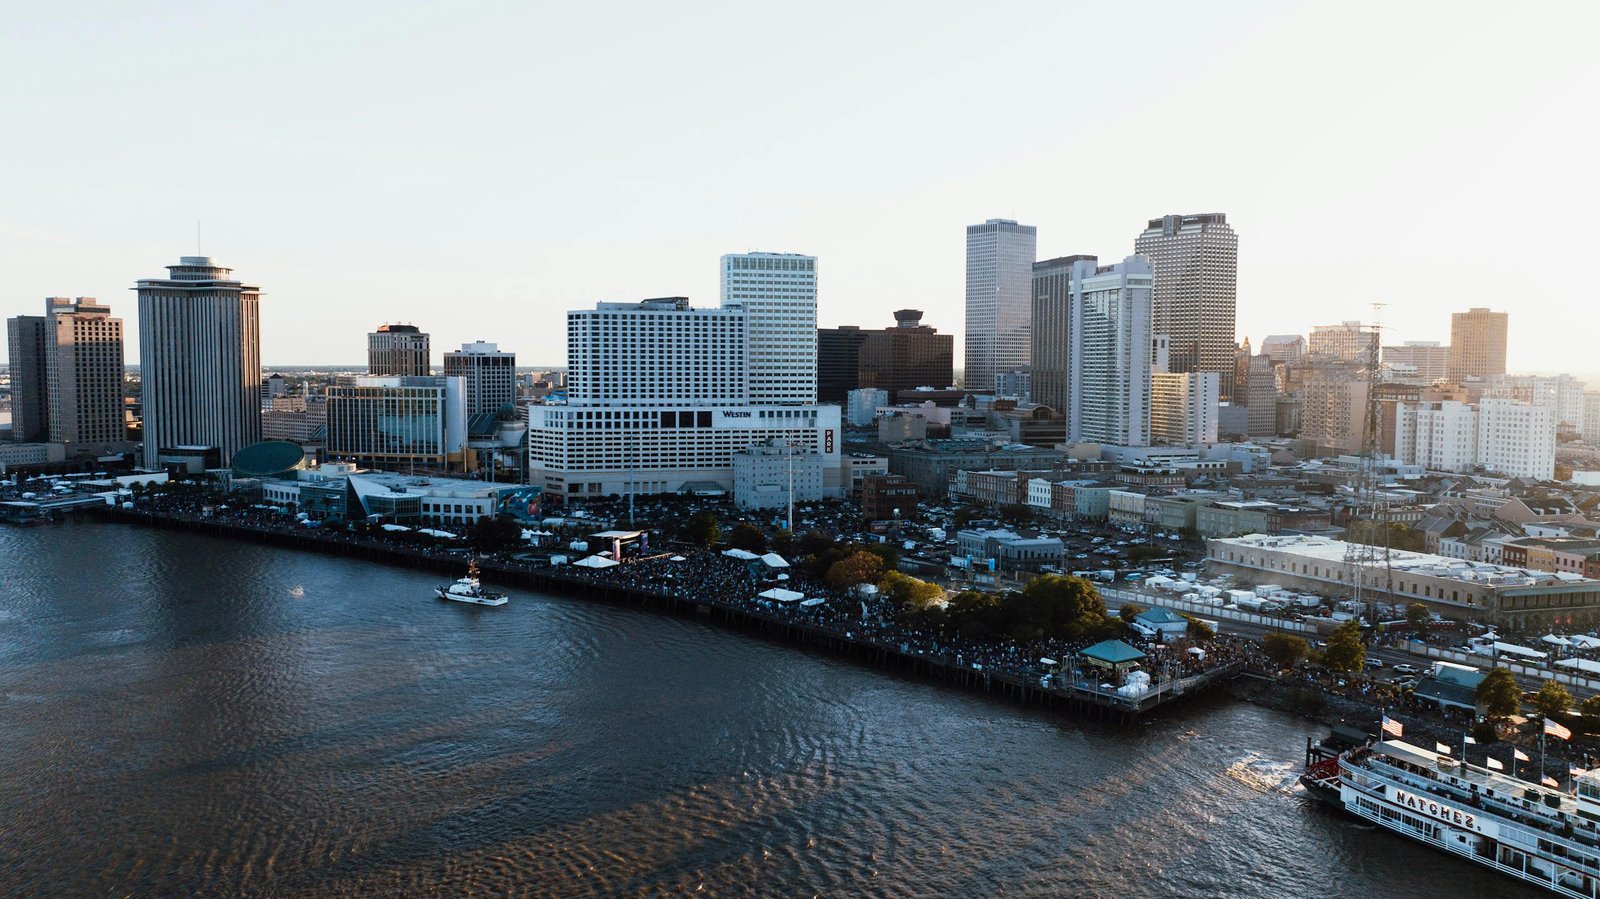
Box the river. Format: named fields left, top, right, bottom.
left=0, top=520, right=1542, bottom=897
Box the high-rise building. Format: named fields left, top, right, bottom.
left=1049, top=256, right=1154, bottom=445
left=1477, top=397, right=1554, bottom=480
left=1382, top=341, right=1449, bottom=382
left=1583, top=392, right=1600, bottom=446
left=1488, top=373, right=1587, bottom=429
left=443, top=341, right=517, bottom=417
left=5, top=313, right=50, bottom=442
left=817, top=326, right=870, bottom=404
left=527, top=296, right=841, bottom=498
left=1298, top=362, right=1368, bottom=456
left=45, top=297, right=127, bottom=453
left=965, top=219, right=1037, bottom=391
left=1447, top=308, right=1508, bottom=383
left=818, top=310, right=954, bottom=404
left=1308, top=321, right=1378, bottom=364
left=1030, top=254, right=1098, bottom=414
left=368, top=323, right=430, bottom=376
left=327, top=376, right=469, bottom=471
left=1134, top=213, right=1237, bottom=397
left=1260, top=334, right=1306, bottom=367
left=1244, top=355, right=1278, bottom=437
left=136, top=256, right=261, bottom=469
left=721, top=252, right=817, bottom=405
left=1391, top=400, right=1478, bottom=473
left=1150, top=371, right=1220, bottom=445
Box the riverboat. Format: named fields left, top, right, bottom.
left=1303, top=732, right=1600, bottom=896
left=436, top=560, right=508, bottom=607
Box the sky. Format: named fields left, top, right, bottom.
left=2, top=1, right=1596, bottom=375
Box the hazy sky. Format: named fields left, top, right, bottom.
left=3, top=1, right=1596, bottom=373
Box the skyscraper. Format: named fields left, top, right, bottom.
left=1382, top=341, right=1449, bottom=382
left=817, top=326, right=870, bottom=404
left=1030, top=254, right=1098, bottom=414
left=45, top=297, right=127, bottom=453
left=1447, top=308, right=1509, bottom=383
left=368, top=323, right=431, bottom=376
left=1308, top=321, right=1378, bottom=364
left=5, top=312, right=50, bottom=442
left=136, top=256, right=261, bottom=469
left=720, top=252, right=817, bottom=405
left=443, top=341, right=517, bottom=417
left=965, top=219, right=1037, bottom=392
left=1134, top=213, right=1238, bottom=397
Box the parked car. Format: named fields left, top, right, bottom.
left=1391, top=663, right=1421, bottom=676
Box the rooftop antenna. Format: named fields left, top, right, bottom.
left=196, top=220, right=202, bottom=256
left=1344, top=302, right=1392, bottom=639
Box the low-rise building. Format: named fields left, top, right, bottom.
left=955, top=528, right=1063, bottom=571
left=732, top=441, right=826, bottom=510
left=861, top=473, right=918, bottom=521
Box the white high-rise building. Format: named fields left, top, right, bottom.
left=528, top=296, right=840, bottom=499
left=1584, top=392, right=1600, bottom=446
left=136, top=256, right=261, bottom=469
left=965, top=219, right=1037, bottom=392
left=1392, top=400, right=1479, bottom=473
left=720, top=252, right=817, bottom=405
left=1068, top=256, right=1154, bottom=446
left=443, top=340, right=517, bottom=416
left=1477, top=398, right=1555, bottom=480
left=1150, top=371, right=1220, bottom=445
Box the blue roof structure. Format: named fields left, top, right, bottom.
left=1081, top=639, right=1147, bottom=667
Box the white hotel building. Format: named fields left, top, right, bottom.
left=528, top=296, right=841, bottom=499
left=721, top=252, right=817, bottom=405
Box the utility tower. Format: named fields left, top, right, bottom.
left=1343, top=306, right=1393, bottom=636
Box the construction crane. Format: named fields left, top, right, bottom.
left=1343, top=304, right=1394, bottom=637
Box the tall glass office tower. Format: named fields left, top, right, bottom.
left=964, top=218, right=1037, bottom=392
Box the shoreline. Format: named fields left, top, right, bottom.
left=92, top=507, right=1244, bottom=724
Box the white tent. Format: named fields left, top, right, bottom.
left=1572, top=635, right=1600, bottom=649
left=669, top=555, right=687, bottom=562
left=380, top=524, right=411, bottom=532
left=759, top=553, right=790, bottom=569
left=418, top=528, right=458, bottom=539
left=757, top=587, right=805, bottom=603
left=574, top=555, right=620, bottom=569
left=722, top=548, right=761, bottom=561
left=800, top=597, right=825, bottom=607
left=1541, top=634, right=1572, bottom=647
left=1557, top=658, right=1600, bottom=675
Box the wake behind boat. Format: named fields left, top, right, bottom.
left=437, top=560, right=508, bottom=607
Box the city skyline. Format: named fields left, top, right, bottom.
left=1, top=4, right=1595, bottom=373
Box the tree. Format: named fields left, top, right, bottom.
left=1535, top=679, right=1572, bottom=720
left=1346, top=519, right=1425, bottom=553
left=1406, top=603, right=1430, bottom=631
left=1581, top=693, right=1600, bottom=719
left=681, top=510, right=720, bottom=547
left=1127, top=545, right=1165, bottom=565
left=878, top=571, right=944, bottom=613
left=728, top=522, right=767, bottom=553
left=1119, top=603, right=1148, bottom=624
left=467, top=515, right=523, bottom=552
left=1182, top=614, right=1215, bottom=642
left=1476, top=667, right=1521, bottom=719
left=1263, top=633, right=1310, bottom=669
left=1321, top=620, right=1366, bottom=673
left=770, top=529, right=794, bottom=557
left=796, top=529, right=835, bottom=558
left=945, top=590, right=1002, bottom=639
left=825, top=550, right=884, bottom=591
left=1011, top=574, right=1117, bottom=641
left=865, top=541, right=901, bottom=571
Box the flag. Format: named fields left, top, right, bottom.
left=1546, top=718, right=1573, bottom=741
left=1435, top=742, right=1452, bottom=755
left=1543, top=776, right=1560, bottom=788
left=1464, top=735, right=1477, bottom=745
left=1515, top=748, right=1531, bottom=762
left=1382, top=715, right=1403, bottom=738
left=1487, top=757, right=1505, bottom=771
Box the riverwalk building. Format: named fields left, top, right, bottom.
left=528, top=296, right=842, bottom=499
left=326, top=376, right=471, bottom=472
left=1207, top=533, right=1600, bottom=628
left=256, top=463, right=514, bottom=527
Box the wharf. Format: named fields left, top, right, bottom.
left=100, top=508, right=1243, bottom=722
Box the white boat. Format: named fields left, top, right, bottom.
left=1305, top=732, right=1600, bottom=896
left=436, top=560, right=508, bottom=607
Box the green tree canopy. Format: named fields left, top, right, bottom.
left=727, top=522, right=767, bottom=553
left=1012, top=574, right=1116, bottom=642
left=681, top=510, right=721, bottom=547
left=1119, top=603, right=1148, bottom=623
left=1535, top=679, right=1572, bottom=720
left=770, top=528, right=793, bottom=557
left=1320, top=620, right=1366, bottom=673
left=826, top=550, right=885, bottom=591
left=1581, top=693, right=1600, bottom=719
left=1182, top=614, right=1215, bottom=642
left=1476, top=667, right=1521, bottom=719
left=1405, top=603, right=1430, bottom=631
left=467, top=515, right=523, bottom=552
left=1262, top=633, right=1310, bottom=669
left=879, top=571, right=944, bottom=613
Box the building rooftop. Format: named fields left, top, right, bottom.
left=1212, top=533, right=1600, bottom=589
